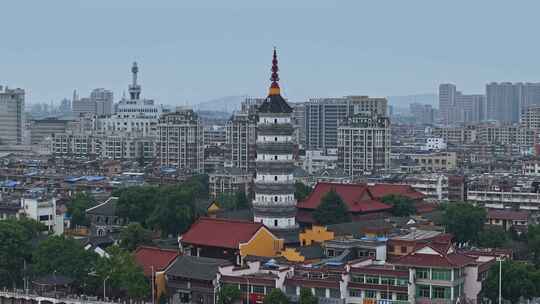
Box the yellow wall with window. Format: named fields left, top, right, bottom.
left=239, top=228, right=284, bottom=257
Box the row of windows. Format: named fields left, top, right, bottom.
left=350, top=275, right=408, bottom=287
left=416, top=268, right=452, bottom=281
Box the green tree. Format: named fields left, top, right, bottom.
left=10, top=217, right=47, bottom=239
left=263, top=289, right=289, bottom=304
left=115, top=175, right=210, bottom=237
left=442, top=202, right=486, bottom=244
left=120, top=223, right=153, bottom=252
left=381, top=195, right=416, bottom=216
left=313, top=189, right=351, bottom=225
left=67, top=192, right=96, bottom=227
left=528, top=224, right=540, bottom=266
left=216, top=191, right=249, bottom=211
left=116, top=186, right=160, bottom=224
left=299, top=288, right=318, bottom=304
left=478, top=226, right=509, bottom=248
left=482, top=260, right=537, bottom=304
left=295, top=182, right=312, bottom=201
left=32, top=235, right=97, bottom=285
left=217, top=285, right=241, bottom=304
left=0, top=220, right=32, bottom=288
left=95, top=246, right=149, bottom=300
left=234, top=191, right=249, bottom=210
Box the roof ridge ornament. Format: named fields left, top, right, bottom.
left=269, top=47, right=281, bottom=96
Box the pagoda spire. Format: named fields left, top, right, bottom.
left=269, top=47, right=281, bottom=96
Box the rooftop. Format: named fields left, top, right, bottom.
left=180, top=217, right=265, bottom=249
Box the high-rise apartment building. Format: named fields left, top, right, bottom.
left=304, top=96, right=387, bottom=150
left=409, top=103, right=435, bottom=125
left=486, top=82, right=540, bottom=124
left=438, top=84, right=456, bottom=125
left=486, top=82, right=519, bottom=123
left=72, top=96, right=96, bottom=117
left=72, top=88, right=114, bottom=117
left=291, top=102, right=306, bottom=148
left=337, top=112, right=391, bottom=178
left=521, top=106, right=540, bottom=130
left=30, top=118, right=71, bottom=145
left=0, top=86, right=25, bottom=145
left=158, top=108, right=204, bottom=173
left=91, top=88, right=114, bottom=116
left=439, top=84, right=485, bottom=124
left=225, top=112, right=257, bottom=173
left=252, top=49, right=297, bottom=230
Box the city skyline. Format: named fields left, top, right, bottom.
left=3, top=0, right=540, bottom=106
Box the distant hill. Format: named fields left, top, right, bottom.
left=388, top=94, right=438, bottom=108
left=193, top=95, right=248, bottom=113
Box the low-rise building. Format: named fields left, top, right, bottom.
left=179, top=217, right=284, bottom=264
left=486, top=209, right=530, bottom=232
left=296, top=182, right=392, bottom=226
left=165, top=255, right=231, bottom=304
left=302, top=149, right=338, bottom=174
left=21, top=188, right=64, bottom=235
left=85, top=197, right=126, bottom=237
left=208, top=167, right=252, bottom=198
left=403, top=152, right=457, bottom=172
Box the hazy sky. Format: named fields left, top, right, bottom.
left=2, top=0, right=540, bottom=105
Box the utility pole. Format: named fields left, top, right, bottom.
left=498, top=257, right=502, bottom=304
left=151, top=266, right=155, bottom=304
left=103, top=275, right=110, bottom=300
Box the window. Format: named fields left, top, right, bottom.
left=327, top=249, right=335, bottom=257
left=400, top=246, right=407, bottom=253
left=432, top=269, right=451, bottom=281
left=349, top=289, right=362, bottom=297
left=274, top=196, right=278, bottom=202
left=380, top=291, right=391, bottom=299
left=274, top=155, right=278, bottom=160
left=274, top=137, right=278, bottom=141
left=252, top=285, right=265, bottom=294
left=416, top=285, right=430, bottom=298
left=39, top=215, right=50, bottom=221
left=351, top=275, right=364, bottom=283
left=365, top=276, right=379, bottom=284
left=364, top=290, right=376, bottom=299
left=432, top=286, right=451, bottom=299
left=274, top=119, right=278, bottom=124
left=274, top=220, right=278, bottom=227
left=381, top=277, right=395, bottom=286
left=274, top=176, right=278, bottom=181
left=416, top=268, right=429, bottom=279
left=397, top=278, right=408, bottom=287
left=397, top=293, right=408, bottom=301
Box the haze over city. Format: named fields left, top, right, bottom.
left=3, top=0, right=540, bottom=105
left=5, top=1, right=540, bottom=304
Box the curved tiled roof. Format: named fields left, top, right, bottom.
left=369, top=184, right=425, bottom=200
left=297, top=182, right=392, bottom=213
left=134, top=246, right=179, bottom=277
left=180, top=217, right=264, bottom=249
